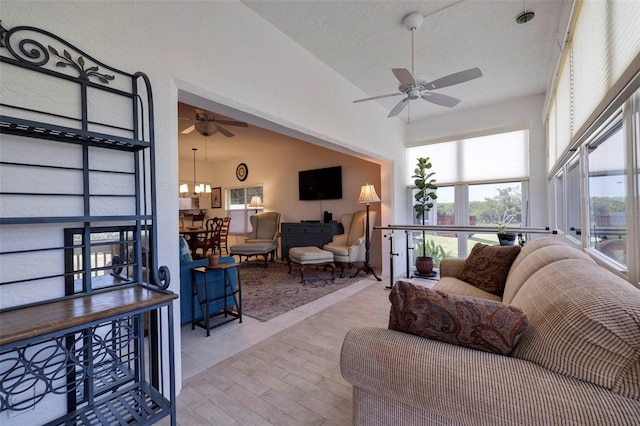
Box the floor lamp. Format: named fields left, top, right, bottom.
left=353, top=184, right=382, bottom=281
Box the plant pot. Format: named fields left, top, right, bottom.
left=208, top=254, right=220, bottom=266
left=498, top=233, right=517, bottom=246
left=415, top=256, right=434, bottom=275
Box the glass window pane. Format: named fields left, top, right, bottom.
left=554, top=172, right=564, bottom=232
left=225, top=186, right=264, bottom=233
left=410, top=186, right=458, bottom=266
left=469, top=182, right=523, bottom=247
left=566, top=158, right=582, bottom=240
left=588, top=125, right=627, bottom=266
left=435, top=186, right=455, bottom=225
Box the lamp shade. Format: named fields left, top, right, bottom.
left=249, top=195, right=263, bottom=208
left=179, top=183, right=189, bottom=194
left=357, top=184, right=380, bottom=204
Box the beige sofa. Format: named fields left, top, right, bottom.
left=341, top=237, right=640, bottom=425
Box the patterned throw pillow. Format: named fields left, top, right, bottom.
left=457, top=243, right=521, bottom=296
left=389, top=281, right=528, bottom=355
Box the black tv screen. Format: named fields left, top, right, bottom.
left=298, top=166, right=342, bottom=200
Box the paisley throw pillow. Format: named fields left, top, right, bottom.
left=389, top=281, right=528, bottom=355
left=457, top=243, right=521, bottom=296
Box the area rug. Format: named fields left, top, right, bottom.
left=238, top=260, right=366, bottom=322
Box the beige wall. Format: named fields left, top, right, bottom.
left=179, top=136, right=383, bottom=267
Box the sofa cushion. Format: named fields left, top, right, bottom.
left=502, top=244, right=593, bottom=304
left=389, top=281, right=528, bottom=355
left=434, top=277, right=502, bottom=301
left=511, top=259, right=640, bottom=399
left=507, top=236, right=568, bottom=278
left=457, top=243, right=521, bottom=296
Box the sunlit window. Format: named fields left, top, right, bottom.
left=587, top=125, right=627, bottom=266
left=226, top=186, right=263, bottom=234
left=554, top=172, right=564, bottom=232
left=566, top=156, right=581, bottom=241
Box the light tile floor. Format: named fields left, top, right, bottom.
left=170, top=274, right=435, bottom=425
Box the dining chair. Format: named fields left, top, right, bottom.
left=191, top=213, right=205, bottom=228
left=219, top=217, right=231, bottom=255
left=194, top=217, right=221, bottom=258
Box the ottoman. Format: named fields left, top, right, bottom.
left=230, top=242, right=277, bottom=267
left=288, top=246, right=335, bottom=284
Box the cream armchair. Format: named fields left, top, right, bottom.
left=323, top=210, right=376, bottom=277
left=244, top=211, right=281, bottom=260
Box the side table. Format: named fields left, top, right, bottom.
left=191, top=263, right=242, bottom=336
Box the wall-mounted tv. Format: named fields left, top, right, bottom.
left=298, top=166, right=342, bottom=200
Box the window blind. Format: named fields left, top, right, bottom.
left=407, top=130, right=529, bottom=186
left=547, top=0, right=640, bottom=172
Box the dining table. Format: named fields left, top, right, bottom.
left=179, top=227, right=207, bottom=257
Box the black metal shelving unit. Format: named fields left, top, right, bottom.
left=0, top=22, right=176, bottom=425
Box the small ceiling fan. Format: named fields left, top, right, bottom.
left=180, top=108, right=248, bottom=137
left=354, top=12, right=483, bottom=118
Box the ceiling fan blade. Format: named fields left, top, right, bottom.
left=425, top=67, right=483, bottom=90
left=214, top=120, right=248, bottom=127
left=392, top=68, right=416, bottom=86
left=216, top=125, right=235, bottom=138
left=353, top=92, right=402, bottom=103
left=180, top=124, right=196, bottom=134
left=388, top=97, right=409, bottom=118
left=421, top=92, right=461, bottom=108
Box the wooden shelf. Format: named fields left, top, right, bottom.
left=0, top=286, right=177, bottom=347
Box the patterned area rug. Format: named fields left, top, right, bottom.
left=238, top=260, right=365, bottom=322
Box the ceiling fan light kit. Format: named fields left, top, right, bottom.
left=353, top=11, right=483, bottom=118
left=180, top=108, right=248, bottom=137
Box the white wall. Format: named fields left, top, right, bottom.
left=406, top=95, right=548, bottom=228
left=1, top=0, right=407, bottom=396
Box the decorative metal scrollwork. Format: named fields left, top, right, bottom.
left=155, top=265, right=171, bottom=290
left=0, top=21, right=115, bottom=84
left=0, top=317, right=139, bottom=412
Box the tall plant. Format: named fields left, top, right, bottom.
left=412, top=157, right=438, bottom=257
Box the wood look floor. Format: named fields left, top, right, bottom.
left=165, top=277, right=397, bottom=425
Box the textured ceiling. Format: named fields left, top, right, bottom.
left=180, top=0, right=569, bottom=161
left=242, top=0, right=567, bottom=122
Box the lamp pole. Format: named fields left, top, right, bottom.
left=353, top=184, right=382, bottom=281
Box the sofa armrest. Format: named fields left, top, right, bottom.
left=341, top=327, right=640, bottom=425
left=439, top=257, right=465, bottom=277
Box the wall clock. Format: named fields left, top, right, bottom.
left=236, top=163, right=248, bottom=181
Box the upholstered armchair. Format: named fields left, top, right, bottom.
left=245, top=211, right=282, bottom=260
left=323, top=210, right=376, bottom=277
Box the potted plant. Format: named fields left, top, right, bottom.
left=412, top=157, right=438, bottom=275
left=497, top=222, right=517, bottom=246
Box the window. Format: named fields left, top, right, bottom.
left=226, top=186, right=263, bottom=234
left=566, top=156, right=582, bottom=242
left=468, top=182, right=523, bottom=250
left=554, top=172, right=564, bottom=232
left=587, top=124, right=627, bottom=266
left=407, top=130, right=529, bottom=259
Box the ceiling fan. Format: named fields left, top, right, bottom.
left=354, top=12, right=483, bottom=118
left=180, top=108, right=248, bottom=137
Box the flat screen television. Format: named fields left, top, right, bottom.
left=298, top=166, right=342, bottom=200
